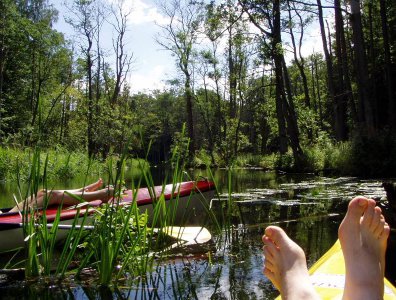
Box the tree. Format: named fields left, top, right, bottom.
left=240, top=0, right=303, bottom=162
left=349, top=0, right=374, bottom=133
left=156, top=0, right=205, bottom=155
left=109, top=0, right=133, bottom=106
left=0, top=0, right=72, bottom=145
left=379, top=0, right=395, bottom=130
left=67, top=0, right=105, bottom=157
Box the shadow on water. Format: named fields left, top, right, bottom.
left=0, top=168, right=393, bottom=299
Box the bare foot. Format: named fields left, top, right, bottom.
left=82, top=178, right=103, bottom=192
left=339, top=197, right=390, bottom=300
left=262, top=226, right=320, bottom=300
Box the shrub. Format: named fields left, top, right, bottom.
left=274, top=150, right=295, bottom=171
left=193, top=149, right=212, bottom=168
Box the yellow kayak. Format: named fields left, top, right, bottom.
left=276, top=240, right=396, bottom=299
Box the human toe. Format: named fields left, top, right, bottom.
left=361, top=200, right=376, bottom=228
left=346, top=197, right=369, bottom=221
left=370, top=207, right=383, bottom=234
left=263, top=255, right=275, bottom=272
left=373, top=216, right=386, bottom=237
left=263, top=238, right=278, bottom=258
left=380, top=223, right=391, bottom=241
left=265, top=226, right=290, bottom=248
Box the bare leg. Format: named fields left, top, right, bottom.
left=9, top=181, right=111, bottom=212
left=339, top=196, right=390, bottom=300
left=262, top=226, right=320, bottom=300
left=46, top=187, right=115, bottom=206
left=61, top=178, right=103, bottom=193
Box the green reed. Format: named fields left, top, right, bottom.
left=17, top=149, right=96, bottom=279
left=74, top=142, right=152, bottom=285
left=6, top=126, right=224, bottom=288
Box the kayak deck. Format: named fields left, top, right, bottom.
left=0, top=180, right=215, bottom=226
left=309, top=240, right=396, bottom=299
left=0, top=180, right=216, bottom=251
left=275, top=240, right=396, bottom=299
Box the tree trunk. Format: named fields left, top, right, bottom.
left=287, top=1, right=313, bottom=142
left=273, top=0, right=287, bottom=154
left=349, top=0, right=375, bottom=133
left=317, top=0, right=339, bottom=139
left=228, top=30, right=237, bottom=119
left=282, top=57, right=303, bottom=160
left=334, top=0, right=349, bottom=140
left=87, top=39, right=94, bottom=158
left=313, top=56, right=324, bottom=130
left=0, top=17, right=4, bottom=135
left=336, top=0, right=358, bottom=124
left=379, top=0, right=396, bottom=130
left=185, top=74, right=195, bottom=154
left=287, top=0, right=311, bottom=108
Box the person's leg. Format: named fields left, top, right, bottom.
left=262, top=226, right=320, bottom=300
left=9, top=189, right=47, bottom=212
left=339, top=196, right=390, bottom=300
left=48, top=187, right=115, bottom=206
left=60, top=178, right=103, bottom=193
left=9, top=183, right=112, bottom=212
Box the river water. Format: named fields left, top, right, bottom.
left=0, top=168, right=392, bottom=299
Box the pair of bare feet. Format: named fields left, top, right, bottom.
left=262, top=196, right=390, bottom=300
left=10, top=178, right=115, bottom=212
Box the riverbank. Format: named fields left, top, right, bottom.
left=194, top=133, right=396, bottom=178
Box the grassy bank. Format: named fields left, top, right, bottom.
left=193, top=133, right=396, bottom=177
left=0, top=146, right=148, bottom=183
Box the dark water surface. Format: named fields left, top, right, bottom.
left=0, top=168, right=390, bottom=299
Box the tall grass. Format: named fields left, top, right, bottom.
left=5, top=130, right=223, bottom=289
left=0, top=146, right=103, bottom=182
left=16, top=148, right=100, bottom=279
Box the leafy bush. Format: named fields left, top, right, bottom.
left=193, top=149, right=212, bottom=168
left=322, top=142, right=354, bottom=174
left=274, top=150, right=295, bottom=171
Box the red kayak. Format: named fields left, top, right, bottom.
left=0, top=180, right=216, bottom=252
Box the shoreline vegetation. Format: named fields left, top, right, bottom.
left=2, top=131, right=396, bottom=186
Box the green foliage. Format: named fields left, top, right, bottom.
left=323, top=142, right=354, bottom=174
left=274, top=150, right=295, bottom=171
left=218, top=119, right=251, bottom=165
left=192, top=149, right=212, bottom=168
left=0, top=146, right=103, bottom=182
left=345, top=133, right=396, bottom=177
left=233, top=154, right=276, bottom=169
left=170, top=127, right=190, bottom=166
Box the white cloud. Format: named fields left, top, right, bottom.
left=129, top=64, right=169, bottom=93
left=109, top=0, right=169, bottom=25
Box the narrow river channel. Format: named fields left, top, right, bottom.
left=0, top=168, right=392, bottom=299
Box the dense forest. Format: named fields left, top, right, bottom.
left=1, top=0, right=395, bottom=176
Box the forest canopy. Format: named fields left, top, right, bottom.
left=0, top=0, right=395, bottom=176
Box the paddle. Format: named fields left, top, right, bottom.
left=155, top=226, right=212, bottom=251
